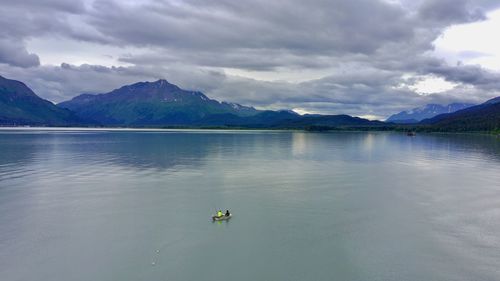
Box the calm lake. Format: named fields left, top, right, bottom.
left=0, top=128, right=499, bottom=281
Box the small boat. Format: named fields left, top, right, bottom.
left=407, top=131, right=416, bottom=136
left=212, top=214, right=232, bottom=221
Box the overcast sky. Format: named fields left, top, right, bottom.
left=1, top=0, right=500, bottom=119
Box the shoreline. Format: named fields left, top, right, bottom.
left=0, top=126, right=498, bottom=136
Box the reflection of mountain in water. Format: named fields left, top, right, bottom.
left=415, top=133, right=500, bottom=162
left=0, top=130, right=499, bottom=174
left=100, top=132, right=286, bottom=170
left=0, top=131, right=216, bottom=178
left=0, top=130, right=295, bottom=175
left=0, top=132, right=41, bottom=167
left=92, top=132, right=215, bottom=170
left=0, top=132, right=50, bottom=181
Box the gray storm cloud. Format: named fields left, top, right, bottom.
left=0, top=40, right=40, bottom=68
left=0, top=0, right=499, bottom=118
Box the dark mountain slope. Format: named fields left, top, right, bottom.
left=420, top=97, right=500, bottom=131
left=278, top=114, right=387, bottom=129
left=0, top=75, right=81, bottom=125
left=196, top=110, right=301, bottom=127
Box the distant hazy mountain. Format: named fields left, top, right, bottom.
left=0, top=75, right=81, bottom=126
left=58, top=79, right=260, bottom=126
left=386, top=103, right=475, bottom=124
left=420, top=97, right=500, bottom=131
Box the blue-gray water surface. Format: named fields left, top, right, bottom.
left=0, top=129, right=499, bottom=281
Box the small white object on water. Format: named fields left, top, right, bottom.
left=156, top=249, right=160, bottom=253
left=151, top=262, right=156, bottom=266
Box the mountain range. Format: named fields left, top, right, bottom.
left=386, top=103, right=475, bottom=124
left=0, top=76, right=381, bottom=128
left=57, top=79, right=387, bottom=128
left=0, top=75, right=498, bottom=132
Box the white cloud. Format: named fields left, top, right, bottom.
left=434, top=8, right=500, bottom=70
left=408, top=75, right=458, bottom=95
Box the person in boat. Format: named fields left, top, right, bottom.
left=217, top=210, right=223, bottom=217
left=225, top=210, right=230, bottom=217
